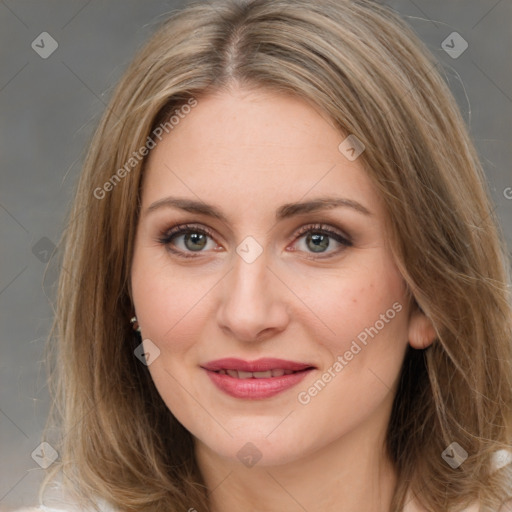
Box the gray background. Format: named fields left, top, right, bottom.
left=1, top=0, right=511, bottom=509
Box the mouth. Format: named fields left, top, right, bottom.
left=211, top=368, right=307, bottom=378
left=201, top=358, right=316, bottom=399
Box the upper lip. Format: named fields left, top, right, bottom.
left=201, top=358, right=315, bottom=372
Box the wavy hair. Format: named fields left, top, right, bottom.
left=42, top=0, right=512, bottom=510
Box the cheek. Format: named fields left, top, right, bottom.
left=294, top=258, right=410, bottom=420
left=302, top=256, right=409, bottom=358
left=130, top=252, right=212, bottom=422
left=288, top=265, right=409, bottom=444
left=131, top=248, right=215, bottom=353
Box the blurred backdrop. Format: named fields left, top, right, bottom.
left=1, top=0, right=511, bottom=509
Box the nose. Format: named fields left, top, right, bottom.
left=215, top=245, right=290, bottom=343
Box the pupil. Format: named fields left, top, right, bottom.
left=185, top=232, right=207, bottom=251
left=307, top=233, right=329, bottom=252
left=182, top=232, right=330, bottom=253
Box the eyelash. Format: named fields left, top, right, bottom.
left=157, top=223, right=353, bottom=260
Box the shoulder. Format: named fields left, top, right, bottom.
left=11, top=493, right=120, bottom=512
left=11, top=503, right=118, bottom=512
left=11, top=508, right=86, bottom=512
left=12, top=504, right=116, bottom=512
left=10, top=509, right=67, bottom=512
left=27, top=476, right=118, bottom=512
left=10, top=509, right=44, bottom=512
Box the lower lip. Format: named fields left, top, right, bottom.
left=203, top=368, right=313, bottom=399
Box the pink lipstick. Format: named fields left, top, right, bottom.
left=201, top=358, right=315, bottom=399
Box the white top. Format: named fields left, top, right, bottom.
left=5, top=502, right=495, bottom=512
left=12, top=495, right=512, bottom=512
left=13, top=449, right=512, bottom=512
left=11, top=498, right=512, bottom=512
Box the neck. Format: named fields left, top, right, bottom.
left=195, top=411, right=397, bottom=512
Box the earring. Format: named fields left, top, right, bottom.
left=130, top=316, right=141, bottom=333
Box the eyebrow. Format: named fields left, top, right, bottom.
left=145, top=195, right=372, bottom=222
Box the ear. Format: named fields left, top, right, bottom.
left=408, top=306, right=436, bottom=349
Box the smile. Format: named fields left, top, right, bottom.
left=213, top=369, right=297, bottom=378
left=201, top=358, right=315, bottom=399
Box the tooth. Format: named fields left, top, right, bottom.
left=226, top=370, right=238, bottom=378
left=218, top=369, right=227, bottom=375
left=253, top=371, right=272, bottom=378
left=283, top=369, right=294, bottom=375
left=237, top=370, right=253, bottom=379
left=271, top=369, right=285, bottom=377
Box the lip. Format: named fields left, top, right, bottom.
left=201, top=358, right=315, bottom=400
left=201, top=358, right=314, bottom=372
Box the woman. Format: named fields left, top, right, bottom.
left=25, top=0, right=512, bottom=510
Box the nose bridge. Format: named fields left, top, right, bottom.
left=229, top=231, right=271, bottom=294
left=227, top=240, right=272, bottom=314
left=233, top=238, right=268, bottom=293
left=215, top=235, right=288, bottom=341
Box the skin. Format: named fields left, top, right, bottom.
left=130, top=85, right=436, bottom=512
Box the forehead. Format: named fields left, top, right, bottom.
left=141, top=87, right=382, bottom=220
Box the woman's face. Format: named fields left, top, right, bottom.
left=131, top=87, right=429, bottom=467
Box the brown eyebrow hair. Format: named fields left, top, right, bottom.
left=144, top=196, right=372, bottom=222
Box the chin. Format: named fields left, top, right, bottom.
left=191, top=413, right=335, bottom=469
left=202, top=434, right=308, bottom=468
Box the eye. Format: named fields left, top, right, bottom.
left=157, top=223, right=219, bottom=258
left=290, top=223, right=352, bottom=258
left=157, top=222, right=352, bottom=259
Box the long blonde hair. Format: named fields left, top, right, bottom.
left=43, top=0, right=512, bottom=510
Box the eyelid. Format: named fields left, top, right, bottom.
left=157, top=223, right=218, bottom=258
left=157, top=221, right=352, bottom=259
left=288, top=223, right=352, bottom=260
left=293, top=223, right=352, bottom=244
